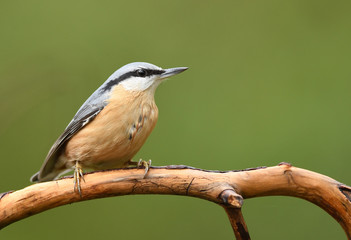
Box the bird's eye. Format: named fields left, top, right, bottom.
left=137, top=69, right=147, bottom=77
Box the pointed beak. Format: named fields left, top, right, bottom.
left=160, top=67, right=188, bottom=79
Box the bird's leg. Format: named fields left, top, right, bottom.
left=73, top=161, right=85, bottom=197
left=128, top=159, right=152, bottom=178
left=138, top=159, right=152, bottom=177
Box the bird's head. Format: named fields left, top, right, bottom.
left=102, top=62, right=188, bottom=94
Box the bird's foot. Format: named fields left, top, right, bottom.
left=129, top=159, right=151, bottom=178
left=138, top=159, right=152, bottom=178
left=73, top=161, right=85, bottom=197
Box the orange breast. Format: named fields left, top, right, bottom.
left=63, top=85, right=158, bottom=170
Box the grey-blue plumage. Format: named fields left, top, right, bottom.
left=30, top=62, right=187, bottom=183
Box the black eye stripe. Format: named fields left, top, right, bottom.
left=101, top=69, right=165, bottom=92
left=137, top=69, right=147, bottom=77
left=138, top=69, right=165, bottom=77
left=128, top=68, right=165, bottom=78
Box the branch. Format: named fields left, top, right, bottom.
left=1, top=163, right=351, bottom=240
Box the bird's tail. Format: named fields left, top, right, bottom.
left=30, top=168, right=71, bottom=183
left=30, top=172, right=40, bottom=182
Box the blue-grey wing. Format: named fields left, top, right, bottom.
left=33, top=89, right=111, bottom=181
left=49, top=105, right=103, bottom=160
left=33, top=106, right=102, bottom=181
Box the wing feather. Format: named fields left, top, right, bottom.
left=47, top=106, right=103, bottom=162
left=36, top=104, right=105, bottom=181
left=32, top=74, right=113, bottom=182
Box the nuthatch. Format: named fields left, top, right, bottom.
left=30, top=62, right=188, bottom=194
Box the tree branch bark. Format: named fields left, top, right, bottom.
left=1, top=163, right=351, bottom=239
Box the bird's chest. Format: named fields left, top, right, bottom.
left=100, top=102, right=157, bottom=159
left=67, top=89, right=159, bottom=169
left=118, top=100, right=159, bottom=149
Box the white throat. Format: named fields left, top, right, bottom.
left=120, top=76, right=160, bottom=92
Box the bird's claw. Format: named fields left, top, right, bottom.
left=73, top=161, right=85, bottom=197
left=137, top=159, right=152, bottom=178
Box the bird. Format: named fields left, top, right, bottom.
left=30, top=62, right=188, bottom=195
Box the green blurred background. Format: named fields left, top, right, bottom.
left=1, top=0, right=351, bottom=239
